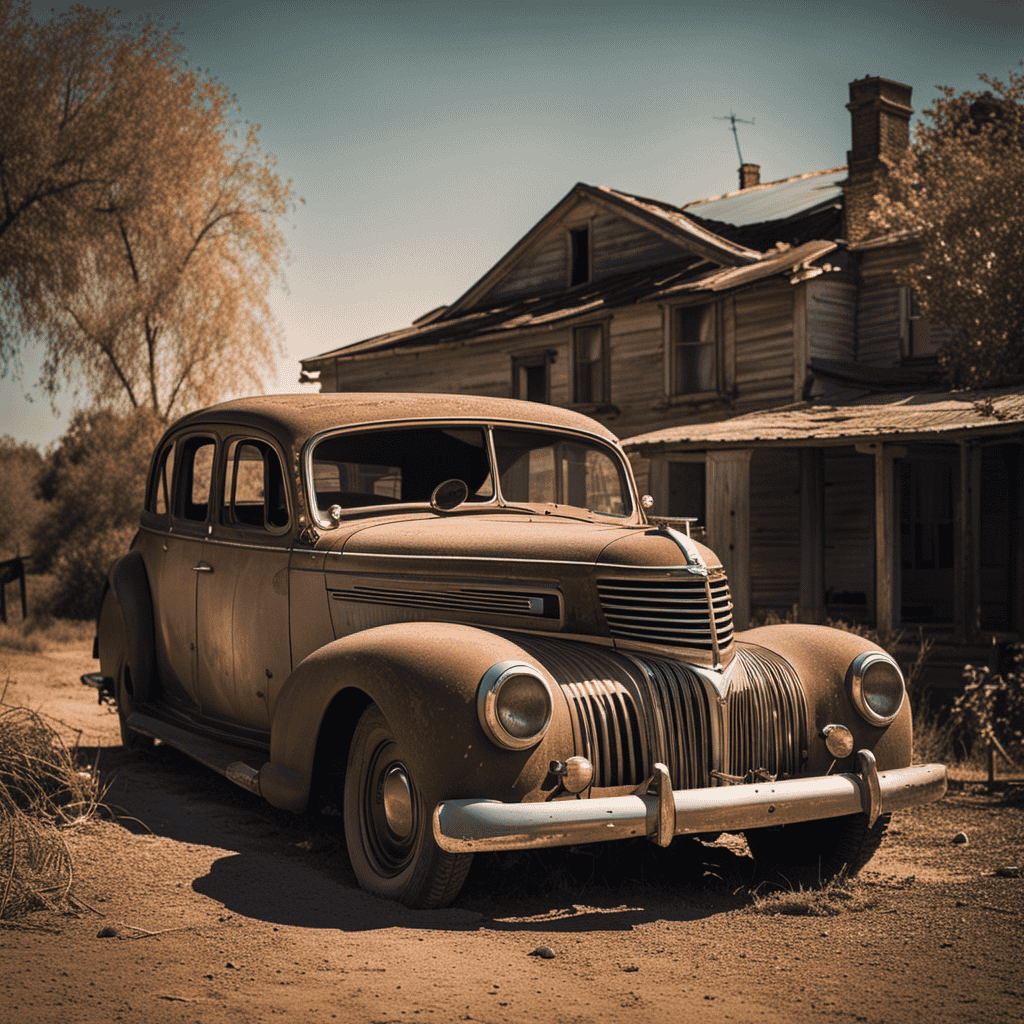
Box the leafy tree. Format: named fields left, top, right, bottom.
left=871, top=67, right=1024, bottom=389
left=32, top=408, right=164, bottom=619
left=0, top=2, right=298, bottom=418
left=0, top=437, right=45, bottom=561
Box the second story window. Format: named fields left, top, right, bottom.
left=671, top=304, right=718, bottom=396
left=573, top=323, right=607, bottom=405
left=903, top=289, right=944, bottom=360
left=569, top=226, right=590, bottom=286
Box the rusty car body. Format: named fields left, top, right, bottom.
left=85, top=393, right=947, bottom=907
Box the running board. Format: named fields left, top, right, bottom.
left=127, top=712, right=264, bottom=796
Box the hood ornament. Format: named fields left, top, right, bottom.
left=651, top=522, right=709, bottom=576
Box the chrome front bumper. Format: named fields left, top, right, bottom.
left=432, top=750, right=947, bottom=854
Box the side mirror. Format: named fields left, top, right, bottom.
left=430, top=479, right=469, bottom=512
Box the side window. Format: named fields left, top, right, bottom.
left=148, top=440, right=177, bottom=516
left=573, top=324, right=608, bottom=404
left=222, top=439, right=289, bottom=532
left=175, top=437, right=216, bottom=523
left=672, top=304, right=718, bottom=395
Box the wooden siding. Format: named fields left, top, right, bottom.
left=749, top=448, right=801, bottom=615
left=591, top=209, right=685, bottom=279
left=482, top=205, right=684, bottom=307
left=331, top=332, right=572, bottom=404
left=823, top=448, right=875, bottom=623
left=856, top=281, right=901, bottom=366
left=808, top=279, right=856, bottom=360
left=733, top=284, right=795, bottom=408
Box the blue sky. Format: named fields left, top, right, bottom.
left=5, top=0, right=1024, bottom=445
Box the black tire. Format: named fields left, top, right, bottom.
left=116, top=659, right=153, bottom=755
left=745, top=812, right=891, bottom=889
left=343, top=703, right=472, bottom=908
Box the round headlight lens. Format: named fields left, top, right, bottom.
left=478, top=662, right=553, bottom=750
left=848, top=652, right=905, bottom=725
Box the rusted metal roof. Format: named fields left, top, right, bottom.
left=303, top=241, right=838, bottom=368
left=682, top=168, right=847, bottom=227
left=623, top=385, right=1024, bottom=452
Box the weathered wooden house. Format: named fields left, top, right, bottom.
left=300, top=75, right=1023, bottom=685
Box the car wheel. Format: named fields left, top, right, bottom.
left=116, top=660, right=153, bottom=755
left=744, top=812, right=891, bottom=889
left=344, top=703, right=472, bottom=908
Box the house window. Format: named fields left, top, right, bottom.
left=569, top=227, right=590, bottom=286
left=671, top=304, right=718, bottom=395
left=573, top=324, right=607, bottom=404
left=512, top=353, right=551, bottom=404
left=903, top=290, right=943, bottom=359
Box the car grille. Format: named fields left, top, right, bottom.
left=510, top=635, right=806, bottom=790
left=596, top=573, right=734, bottom=653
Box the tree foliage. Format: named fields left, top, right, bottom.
left=0, top=2, right=298, bottom=419
left=0, top=436, right=45, bottom=560
left=31, top=408, right=165, bottom=618
left=871, top=67, right=1024, bottom=389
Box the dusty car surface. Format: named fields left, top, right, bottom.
left=85, top=393, right=947, bottom=907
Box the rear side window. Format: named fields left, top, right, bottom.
left=148, top=440, right=177, bottom=516
left=221, top=439, right=289, bottom=532
left=175, top=437, right=216, bottom=523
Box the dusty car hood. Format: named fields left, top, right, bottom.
left=326, top=513, right=721, bottom=572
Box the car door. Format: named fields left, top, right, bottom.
left=195, top=435, right=292, bottom=732
left=151, top=433, right=217, bottom=711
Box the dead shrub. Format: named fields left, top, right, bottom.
left=0, top=700, right=103, bottom=919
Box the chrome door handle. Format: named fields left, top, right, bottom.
left=192, top=561, right=213, bottom=573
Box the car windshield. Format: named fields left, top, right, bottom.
left=309, top=424, right=631, bottom=520
left=491, top=427, right=631, bottom=517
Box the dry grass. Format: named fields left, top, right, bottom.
left=748, top=876, right=880, bottom=916
left=0, top=616, right=93, bottom=652
left=0, top=696, right=105, bottom=919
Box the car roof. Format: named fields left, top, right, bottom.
left=170, top=392, right=621, bottom=448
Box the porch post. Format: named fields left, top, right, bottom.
left=799, top=448, right=825, bottom=623
left=955, top=442, right=981, bottom=643
left=858, top=443, right=902, bottom=637
left=706, top=450, right=752, bottom=631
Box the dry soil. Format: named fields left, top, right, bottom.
left=1, top=641, right=1022, bottom=1024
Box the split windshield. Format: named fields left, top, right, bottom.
left=309, top=424, right=631, bottom=520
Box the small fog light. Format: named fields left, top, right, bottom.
left=550, top=756, right=594, bottom=794
left=821, top=723, right=855, bottom=759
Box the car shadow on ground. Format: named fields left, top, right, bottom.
left=85, top=741, right=759, bottom=933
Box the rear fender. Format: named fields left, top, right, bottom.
left=262, top=621, right=573, bottom=813
left=98, top=551, right=156, bottom=704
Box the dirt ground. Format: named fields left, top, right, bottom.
left=2, top=640, right=1022, bottom=1024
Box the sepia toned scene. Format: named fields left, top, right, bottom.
left=1, top=2, right=1022, bottom=1022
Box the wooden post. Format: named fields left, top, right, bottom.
left=955, top=443, right=981, bottom=644
left=706, top=450, right=752, bottom=630
left=857, top=443, right=904, bottom=638
left=799, top=448, right=824, bottom=623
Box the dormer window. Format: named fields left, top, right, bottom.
left=569, top=227, right=590, bottom=286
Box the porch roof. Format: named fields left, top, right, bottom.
left=623, top=385, right=1024, bottom=453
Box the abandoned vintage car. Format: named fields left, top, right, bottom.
left=85, top=393, right=946, bottom=907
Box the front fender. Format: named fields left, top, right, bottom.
left=736, top=623, right=913, bottom=774
left=261, top=622, right=574, bottom=813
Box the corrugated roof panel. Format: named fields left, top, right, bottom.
left=684, top=168, right=847, bottom=227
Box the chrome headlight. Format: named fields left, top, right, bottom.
left=477, top=661, right=553, bottom=750
left=847, top=651, right=905, bottom=725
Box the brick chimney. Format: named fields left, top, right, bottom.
left=843, top=76, right=913, bottom=242
left=739, top=163, right=760, bottom=189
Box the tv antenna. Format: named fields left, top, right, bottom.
left=714, top=111, right=756, bottom=165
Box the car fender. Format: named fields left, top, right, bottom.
left=736, top=623, right=912, bottom=773
left=261, top=621, right=574, bottom=813
left=98, top=550, right=156, bottom=704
